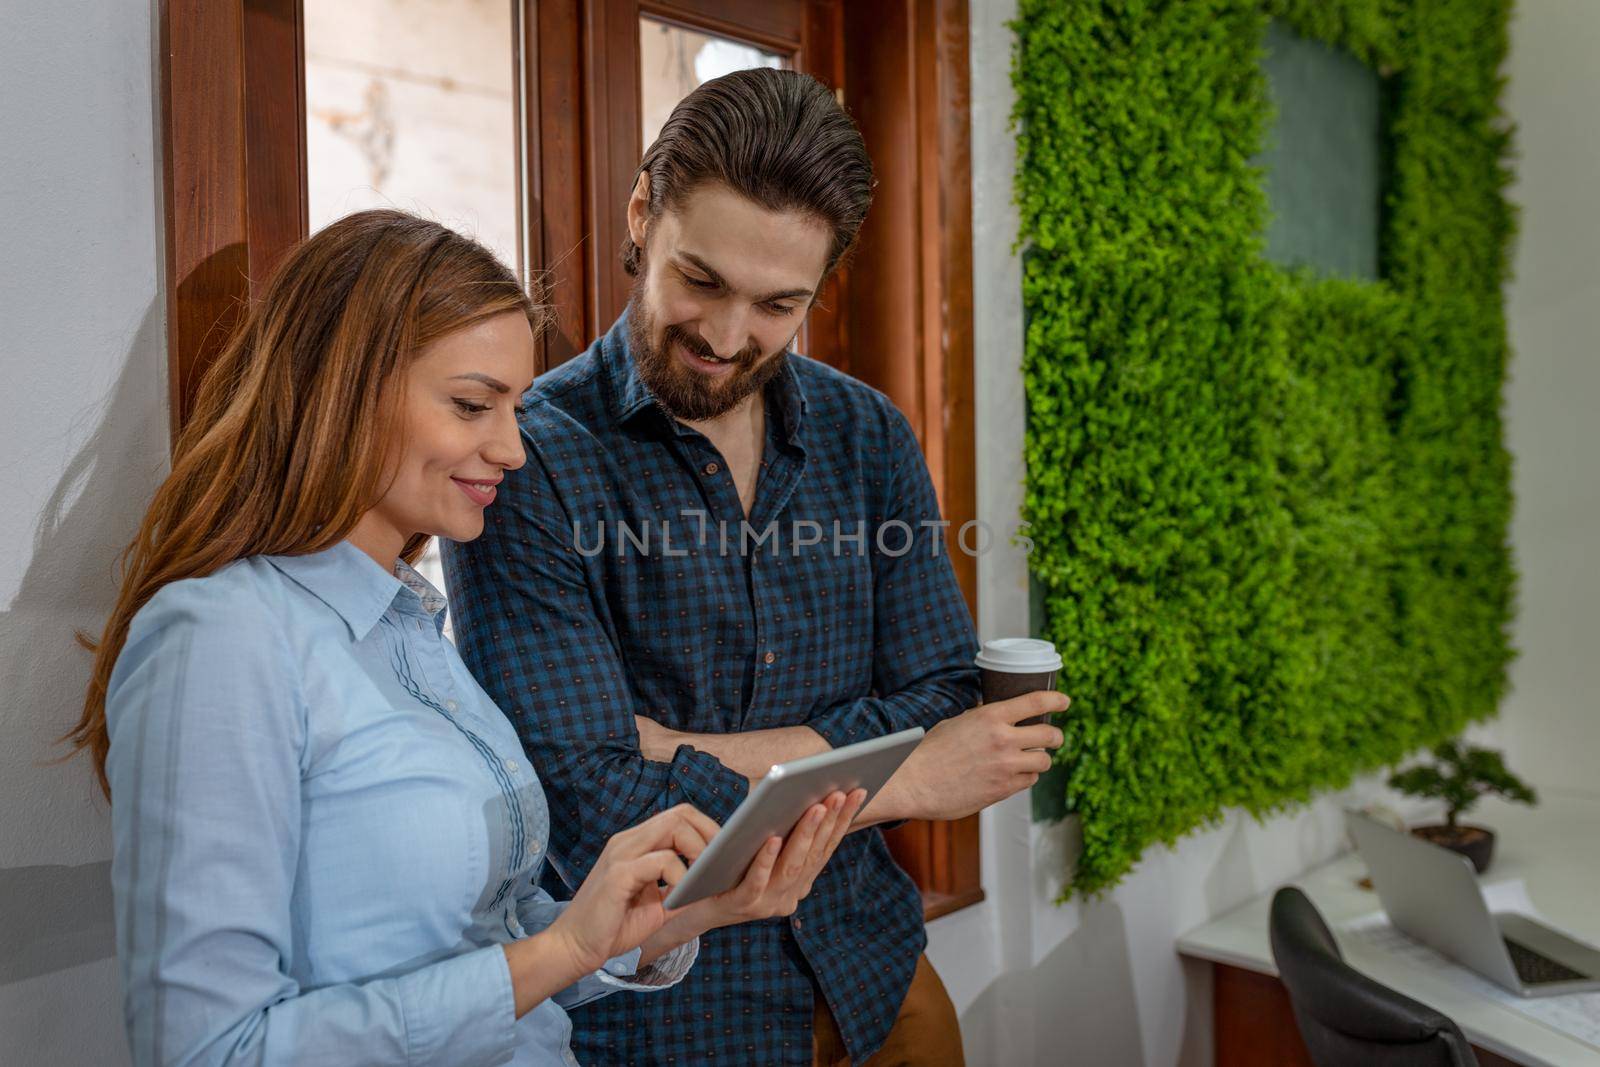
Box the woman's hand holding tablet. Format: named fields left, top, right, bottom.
left=614, top=789, right=866, bottom=976
left=541, top=726, right=921, bottom=990
left=672, top=787, right=868, bottom=925
left=542, top=804, right=722, bottom=977
left=535, top=791, right=865, bottom=1002
left=662, top=728, right=925, bottom=910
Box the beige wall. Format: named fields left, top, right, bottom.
left=1499, top=0, right=1600, bottom=798
left=0, top=1, right=164, bottom=1062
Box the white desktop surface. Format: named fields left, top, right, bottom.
left=1177, top=792, right=1600, bottom=1067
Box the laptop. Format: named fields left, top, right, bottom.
left=1346, top=810, right=1600, bottom=997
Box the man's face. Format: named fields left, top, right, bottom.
left=626, top=179, right=833, bottom=422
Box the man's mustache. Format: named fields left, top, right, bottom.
left=664, top=324, right=761, bottom=365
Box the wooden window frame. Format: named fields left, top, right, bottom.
left=160, top=0, right=306, bottom=436
left=160, top=0, right=982, bottom=920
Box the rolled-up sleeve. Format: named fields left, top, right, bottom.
left=107, top=582, right=517, bottom=1067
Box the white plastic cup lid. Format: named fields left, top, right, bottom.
left=974, top=637, right=1062, bottom=674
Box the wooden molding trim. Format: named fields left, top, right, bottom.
left=842, top=0, right=982, bottom=912
left=582, top=0, right=642, bottom=333
left=639, top=0, right=803, bottom=56
left=524, top=0, right=589, bottom=370
left=160, top=0, right=306, bottom=441
left=928, top=0, right=977, bottom=614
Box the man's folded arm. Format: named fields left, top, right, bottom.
left=444, top=448, right=749, bottom=882
left=664, top=665, right=974, bottom=782
left=659, top=669, right=977, bottom=828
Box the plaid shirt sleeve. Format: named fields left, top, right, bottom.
left=802, top=407, right=981, bottom=751
left=444, top=444, right=750, bottom=885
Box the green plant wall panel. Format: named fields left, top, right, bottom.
left=1014, top=0, right=1516, bottom=898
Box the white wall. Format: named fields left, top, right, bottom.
left=1499, top=0, right=1600, bottom=799
left=0, top=1, right=164, bottom=1063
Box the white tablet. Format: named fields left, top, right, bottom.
left=662, top=727, right=925, bottom=909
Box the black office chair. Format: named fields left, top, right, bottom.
left=1269, top=886, right=1479, bottom=1067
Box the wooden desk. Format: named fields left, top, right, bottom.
left=1177, top=794, right=1600, bottom=1067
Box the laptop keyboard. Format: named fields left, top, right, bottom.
left=1504, top=937, right=1590, bottom=984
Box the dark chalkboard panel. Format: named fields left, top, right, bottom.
left=1259, top=20, right=1383, bottom=280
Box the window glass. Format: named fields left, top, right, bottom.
left=305, top=0, right=522, bottom=625
left=640, top=18, right=785, bottom=150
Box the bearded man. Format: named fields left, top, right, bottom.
left=446, top=68, right=1065, bottom=1066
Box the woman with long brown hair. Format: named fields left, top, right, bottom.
left=69, top=209, right=864, bottom=1067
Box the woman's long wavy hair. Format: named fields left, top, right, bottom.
left=68, top=209, right=541, bottom=798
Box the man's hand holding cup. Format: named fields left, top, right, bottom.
left=867, top=638, right=1069, bottom=824
left=883, top=689, right=1068, bottom=822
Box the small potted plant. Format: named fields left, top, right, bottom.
left=1387, top=740, right=1538, bottom=875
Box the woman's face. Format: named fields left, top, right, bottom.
left=354, top=311, right=538, bottom=561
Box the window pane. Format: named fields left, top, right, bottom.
left=304, top=0, right=520, bottom=627
left=640, top=18, right=785, bottom=150
left=305, top=0, right=520, bottom=272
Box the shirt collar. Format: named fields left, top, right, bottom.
left=395, top=557, right=450, bottom=633
left=602, top=312, right=659, bottom=427
left=601, top=308, right=809, bottom=450
left=265, top=540, right=406, bottom=641
left=767, top=359, right=807, bottom=452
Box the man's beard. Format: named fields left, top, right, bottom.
left=628, top=282, right=790, bottom=423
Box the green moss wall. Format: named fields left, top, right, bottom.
left=1014, top=0, right=1517, bottom=897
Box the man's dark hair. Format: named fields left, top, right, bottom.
left=624, top=68, right=873, bottom=278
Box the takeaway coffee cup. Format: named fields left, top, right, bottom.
left=975, top=638, right=1064, bottom=733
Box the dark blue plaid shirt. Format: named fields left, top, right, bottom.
left=445, top=314, right=979, bottom=1065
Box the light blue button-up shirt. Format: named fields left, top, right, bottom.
left=106, top=540, right=695, bottom=1067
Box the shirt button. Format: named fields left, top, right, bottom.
left=503, top=757, right=518, bottom=772
left=444, top=699, right=459, bottom=712
left=791, top=916, right=803, bottom=931
left=703, top=461, right=719, bottom=476
left=763, top=651, right=776, bottom=665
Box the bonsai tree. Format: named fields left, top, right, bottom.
left=1388, top=739, right=1538, bottom=829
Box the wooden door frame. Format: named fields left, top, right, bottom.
left=160, top=0, right=982, bottom=920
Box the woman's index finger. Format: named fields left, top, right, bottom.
left=678, top=803, right=722, bottom=841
